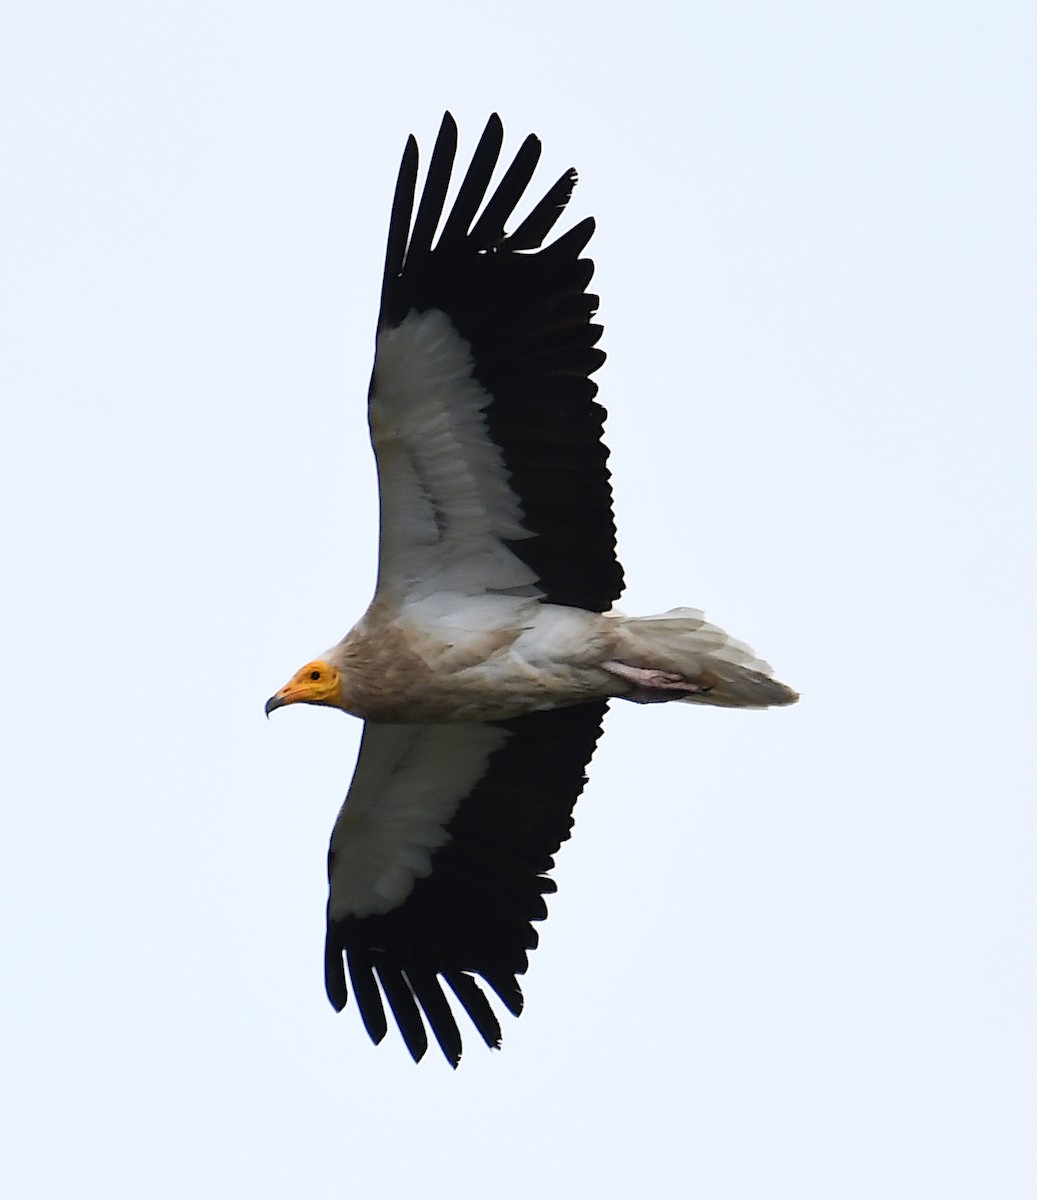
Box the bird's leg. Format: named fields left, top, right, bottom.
left=601, top=660, right=716, bottom=704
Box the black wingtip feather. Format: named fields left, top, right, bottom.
left=375, top=962, right=429, bottom=1064
left=483, top=970, right=525, bottom=1018
left=348, top=944, right=388, bottom=1047
left=379, top=135, right=418, bottom=318
left=406, top=113, right=457, bottom=263
left=324, top=926, right=348, bottom=1011
left=541, top=215, right=596, bottom=261
left=506, top=168, right=578, bottom=251
left=445, top=971, right=503, bottom=1052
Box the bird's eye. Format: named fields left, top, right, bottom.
left=310, top=670, right=321, bottom=681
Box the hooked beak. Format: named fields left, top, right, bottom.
left=265, top=681, right=306, bottom=717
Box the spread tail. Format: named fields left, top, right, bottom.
left=609, top=607, right=798, bottom=709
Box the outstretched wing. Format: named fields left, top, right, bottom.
left=324, top=702, right=608, bottom=1066
left=368, top=113, right=624, bottom=611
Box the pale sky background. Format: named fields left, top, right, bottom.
left=2, top=2, right=1035, bottom=1196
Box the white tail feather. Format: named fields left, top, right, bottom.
left=613, top=607, right=798, bottom=709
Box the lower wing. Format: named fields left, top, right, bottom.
left=324, top=702, right=608, bottom=1066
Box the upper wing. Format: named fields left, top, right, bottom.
left=324, top=702, right=608, bottom=1066
left=368, top=113, right=624, bottom=611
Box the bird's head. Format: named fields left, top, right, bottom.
left=265, top=660, right=344, bottom=717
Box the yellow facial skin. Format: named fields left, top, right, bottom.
left=265, top=660, right=342, bottom=716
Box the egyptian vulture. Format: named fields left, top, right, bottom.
left=266, top=113, right=797, bottom=1067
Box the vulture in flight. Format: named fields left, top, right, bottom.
left=266, top=113, right=797, bottom=1066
